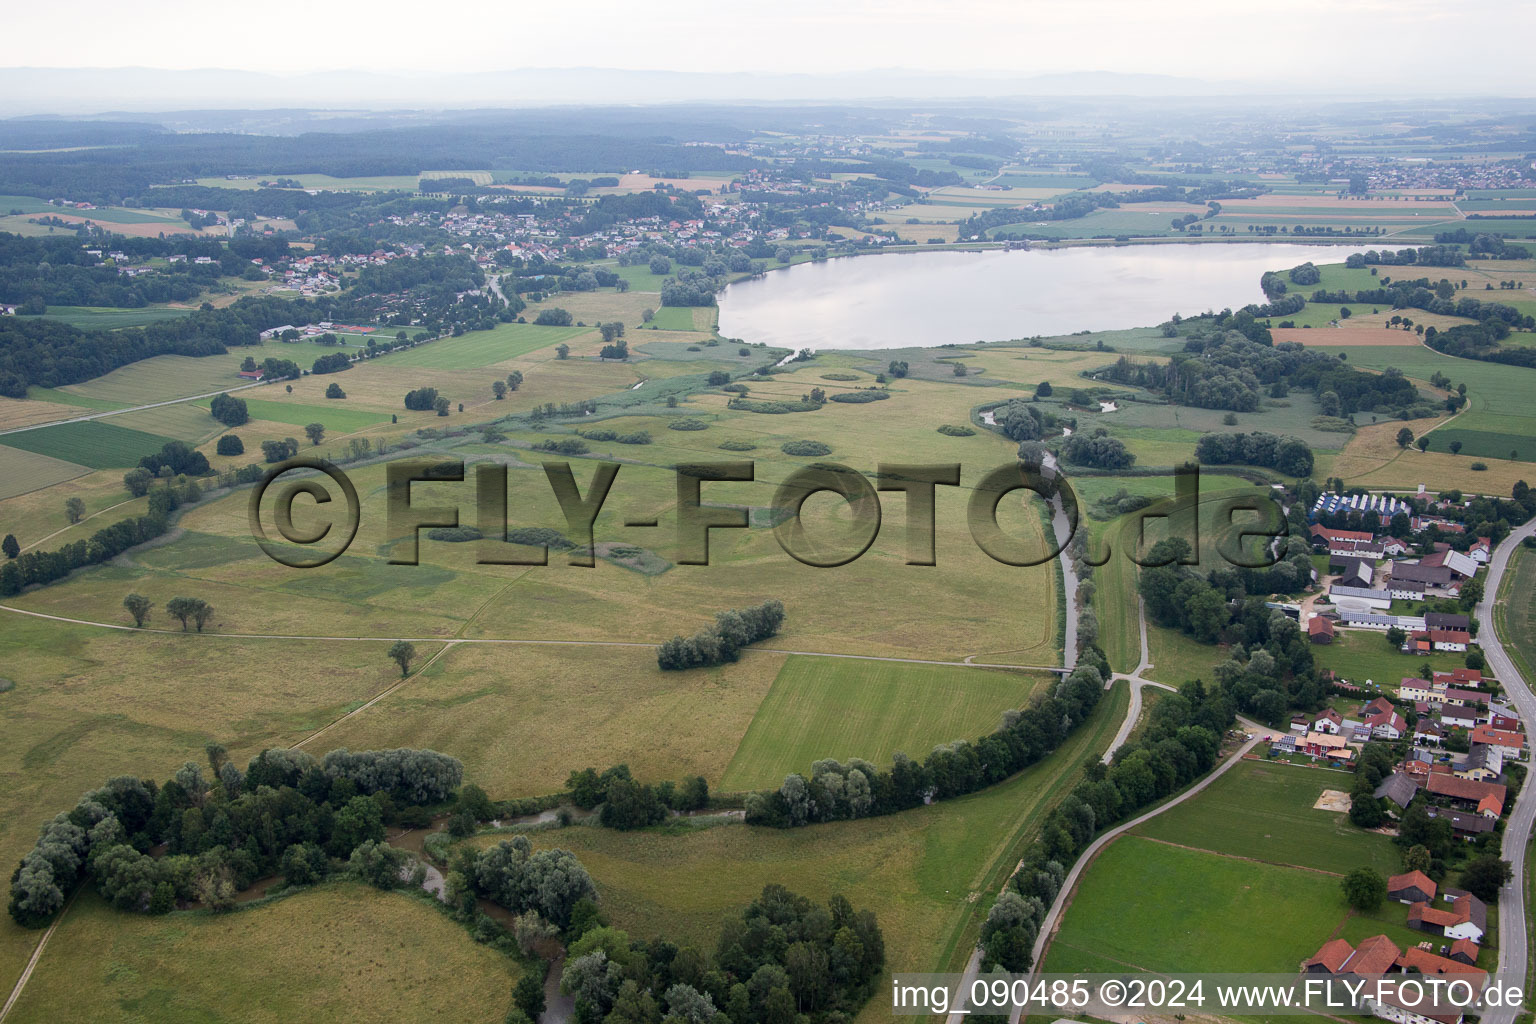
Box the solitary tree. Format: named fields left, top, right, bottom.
left=122, top=593, right=152, bottom=628
left=506, top=371, right=524, bottom=391
left=1342, top=867, right=1386, bottom=911
left=305, top=423, right=325, bottom=446
left=64, top=497, right=85, bottom=524
left=555, top=344, right=570, bottom=360
left=433, top=396, right=451, bottom=417
left=2, top=533, right=18, bottom=559
left=492, top=380, right=508, bottom=400
left=388, top=640, right=417, bottom=677
left=1396, top=427, right=1414, bottom=449
left=1416, top=436, right=1430, bottom=452
left=1450, top=440, right=1463, bottom=455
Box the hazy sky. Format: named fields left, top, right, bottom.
left=8, top=0, right=1532, bottom=88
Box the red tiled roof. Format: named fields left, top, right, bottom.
left=1388, top=870, right=1436, bottom=899
left=1306, top=938, right=1355, bottom=973
left=1449, top=939, right=1480, bottom=963
left=1342, top=934, right=1402, bottom=975
left=1410, top=903, right=1461, bottom=929
left=1426, top=774, right=1506, bottom=806
left=1397, top=946, right=1487, bottom=979
left=1309, top=617, right=1335, bottom=637
left=1470, top=725, right=1525, bottom=748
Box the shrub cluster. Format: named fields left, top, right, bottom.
left=8, top=746, right=462, bottom=927
left=658, top=600, right=785, bottom=670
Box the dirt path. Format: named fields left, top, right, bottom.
left=0, top=379, right=269, bottom=438
left=0, top=603, right=1067, bottom=672
left=0, top=891, right=75, bottom=1024
left=290, top=640, right=459, bottom=750
left=1134, top=835, right=1344, bottom=876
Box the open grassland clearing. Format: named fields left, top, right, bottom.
left=4, top=884, right=518, bottom=1024
left=1314, top=629, right=1465, bottom=689
left=110, top=401, right=230, bottom=445
left=887, top=222, right=959, bottom=242
left=1042, top=836, right=1348, bottom=975
left=189, top=173, right=421, bottom=192
left=1087, top=391, right=1347, bottom=452
left=644, top=305, right=715, bottom=332
left=0, top=445, right=91, bottom=500
left=318, top=643, right=783, bottom=797
left=0, top=469, right=141, bottom=549
left=0, top=419, right=174, bottom=469
left=524, top=288, right=664, bottom=330
left=21, top=305, right=196, bottom=331
left=1399, top=218, right=1536, bottom=240
left=0, top=394, right=102, bottom=431
left=1145, top=622, right=1225, bottom=687
left=384, top=323, right=590, bottom=370
left=57, top=353, right=252, bottom=406
left=217, top=397, right=392, bottom=434
left=6, top=437, right=1059, bottom=664
left=881, top=345, right=1155, bottom=390
left=0, top=616, right=442, bottom=998
left=719, top=657, right=1051, bottom=791
left=473, top=682, right=1129, bottom=1024
left=1132, top=759, right=1398, bottom=874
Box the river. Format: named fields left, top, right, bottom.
left=716, top=242, right=1357, bottom=350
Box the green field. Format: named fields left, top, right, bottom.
left=1315, top=629, right=1468, bottom=689
left=1133, top=759, right=1399, bottom=874
left=58, top=354, right=250, bottom=406
left=22, top=305, right=197, bottom=331
left=229, top=397, right=393, bottom=434
left=0, top=419, right=174, bottom=469
left=647, top=306, right=710, bottom=332
left=0, top=444, right=92, bottom=499
left=1494, top=545, right=1536, bottom=684
left=25, top=386, right=129, bottom=412
left=1308, top=343, right=1536, bottom=465
left=1044, top=836, right=1348, bottom=974
left=718, top=656, right=1048, bottom=791
left=385, top=323, right=589, bottom=369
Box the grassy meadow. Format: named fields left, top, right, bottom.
left=718, top=657, right=1050, bottom=791
left=4, top=885, right=518, bottom=1024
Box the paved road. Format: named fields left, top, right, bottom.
left=0, top=379, right=268, bottom=437
left=1475, top=516, right=1536, bottom=1024
left=1101, top=599, right=1177, bottom=765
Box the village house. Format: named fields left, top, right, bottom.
left=1408, top=893, right=1486, bottom=943
left=1469, top=725, right=1525, bottom=759
left=1424, top=774, right=1505, bottom=816
left=1308, top=616, right=1335, bottom=644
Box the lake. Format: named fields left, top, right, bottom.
left=716, top=243, right=1357, bottom=350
